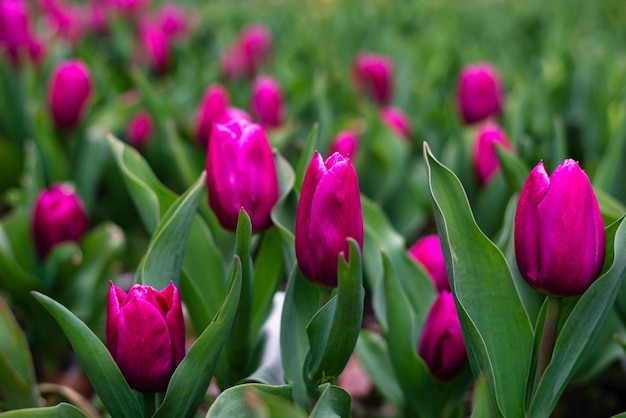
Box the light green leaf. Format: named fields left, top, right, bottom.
left=206, top=384, right=301, bottom=418
left=0, top=402, right=87, bottom=418
left=309, top=384, right=352, bottom=418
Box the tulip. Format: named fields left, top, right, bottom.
left=40, top=0, right=84, bottom=45
left=250, top=75, right=285, bottom=129
left=139, top=20, right=169, bottom=74
left=295, top=151, right=363, bottom=287
left=514, top=159, right=605, bottom=296
left=380, top=106, right=411, bottom=141
left=126, top=110, right=153, bottom=151
left=472, top=122, right=513, bottom=186
left=31, top=183, right=88, bottom=259
left=195, top=84, right=230, bottom=148
left=220, top=45, right=247, bottom=80
left=328, top=130, right=359, bottom=159
left=408, top=235, right=450, bottom=293
left=418, top=291, right=467, bottom=381
left=0, top=0, right=45, bottom=66
left=352, top=52, right=394, bottom=106
left=206, top=119, right=279, bottom=233
left=107, top=282, right=185, bottom=393
left=456, top=62, right=503, bottom=125
left=238, top=24, right=272, bottom=76
left=47, top=59, right=93, bottom=130
left=156, top=3, right=188, bottom=40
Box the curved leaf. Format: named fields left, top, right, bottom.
left=0, top=402, right=87, bottom=418
left=206, top=384, right=301, bottom=418
left=309, top=384, right=352, bottom=418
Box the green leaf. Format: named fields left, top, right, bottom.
left=305, top=239, right=364, bottom=387
left=270, top=152, right=297, bottom=273
left=529, top=217, right=626, bottom=416
left=424, top=143, right=534, bottom=418
left=309, top=384, right=352, bottom=418
left=494, top=142, right=530, bottom=192
left=153, top=257, right=242, bottom=418
left=32, top=293, right=142, bottom=418
left=470, top=374, right=494, bottom=418
left=136, top=171, right=206, bottom=289
left=206, top=384, right=302, bottom=418
left=294, top=123, right=319, bottom=192
left=0, top=402, right=87, bottom=418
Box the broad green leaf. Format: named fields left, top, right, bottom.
left=309, top=384, right=352, bottom=418
left=0, top=402, right=87, bottom=418
left=32, top=293, right=142, bottom=418
left=529, top=217, right=626, bottom=416
left=154, top=257, right=242, bottom=418
left=425, top=143, right=533, bottom=418
left=470, top=374, right=494, bottom=418
left=136, top=171, right=206, bottom=289
left=206, top=384, right=300, bottom=418
left=305, top=239, right=364, bottom=387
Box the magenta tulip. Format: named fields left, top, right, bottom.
left=472, top=122, right=513, bottom=186
left=107, top=282, right=185, bottom=393
left=139, top=20, right=169, bottom=73
left=126, top=110, right=153, bottom=151
left=328, top=130, right=359, bottom=159
left=206, top=119, right=279, bottom=233
left=0, top=0, right=44, bottom=66
left=456, top=62, right=504, bottom=125
left=295, top=151, right=363, bottom=287
left=31, top=183, right=88, bottom=259
left=250, top=75, right=285, bottom=129
left=418, top=291, right=467, bottom=381
left=238, top=24, right=272, bottom=76
left=195, top=84, right=230, bottom=148
left=47, top=60, right=93, bottom=130
left=352, top=53, right=394, bottom=106
left=408, top=235, right=450, bottom=293
left=514, top=159, right=605, bottom=296
left=380, top=106, right=411, bottom=141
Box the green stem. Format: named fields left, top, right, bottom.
left=532, top=295, right=561, bottom=398
left=143, top=392, right=156, bottom=418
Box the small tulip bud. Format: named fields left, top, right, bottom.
left=328, top=130, right=359, bottom=159
left=408, top=235, right=450, bottom=293
left=195, top=84, right=230, bottom=148
left=250, top=75, right=285, bottom=129
left=126, top=110, right=153, bottom=151
left=472, top=122, right=513, bottom=186
left=295, top=151, right=363, bottom=287
left=107, top=282, right=185, bottom=393
left=0, top=0, right=44, bottom=66
left=30, top=183, right=88, bottom=259
left=352, top=53, right=394, bottom=106
left=238, top=24, right=272, bottom=76
left=47, top=59, right=93, bottom=130
left=456, top=62, right=503, bottom=125
left=139, top=21, right=169, bottom=74
left=418, top=291, right=467, bottom=381
left=379, top=106, right=411, bottom=141
left=206, top=119, right=279, bottom=233
left=514, top=159, right=605, bottom=296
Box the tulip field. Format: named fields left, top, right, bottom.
left=2, top=0, right=626, bottom=417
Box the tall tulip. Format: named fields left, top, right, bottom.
left=352, top=52, right=394, bottom=106
left=295, top=151, right=363, bottom=287
left=206, top=119, right=279, bottom=233
left=107, top=282, right=185, bottom=393
left=472, top=122, right=513, bottom=186
left=418, top=291, right=467, bottom=381
left=456, top=62, right=503, bottom=125
left=250, top=75, right=284, bottom=129
left=31, top=183, right=88, bottom=259
left=514, top=159, right=605, bottom=296
left=408, top=234, right=450, bottom=293
left=47, top=59, right=93, bottom=130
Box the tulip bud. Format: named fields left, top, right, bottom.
left=514, top=159, right=605, bottom=296
left=47, top=59, right=93, bottom=130
left=195, top=84, right=230, bottom=148
left=352, top=53, right=394, bottom=106
left=0, top=0, right=43, bottom=66
left=139, top=20, right=169, bottom=74
left=472, top=122, right=513, bottom=186
left=295, top=151, right=363, bottom=287
left=238, top=24, right=272, bottom=76
left=456, top=62, right=504, bottom=125
left=206, top=119, right=279, bottom=233
left=126, top=110, right=153, bottom=151
left=379, top=106, right=411, bottom=141
left=408, top=235, right=450, bottom=293
left=107, top=282, right=185, bottom=393
left=418, top=291, right=467, bottom=381
left=250, top=75, right=285, bottom=129
left=31, top=183, right=88, bottom=259
left=328, top=130, right=359, bottom=159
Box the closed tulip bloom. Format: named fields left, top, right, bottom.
left=295, top=151, right=363, bottom=287
left=456, top=63, right=503, bottom=125
left=238, top=24, right=272, bottom=76
left=107, top=282, right=185, bottom=393
left=31, top=183, right=88, bottom=259
left=514, top=159, right=605, bottom=296
left=48, top=60, right=93, bottom=130
left=0, top=0, right=44, bottom=66
left=380, top=106, right=411, bottom=141
left=473, top=122, right=513, bottom=186
left=195, top=84, right=230, bottom=148
left=408, top=235, right=450, bottom=293
left=328, top=130, right=359, bottom=159
left=206, top=119, right=279, bottom=233
left=418, top=291, right=467, bottom=381
left=140, top=21, right=169, bottom=74
left=250, top=75, right=284, bottom=129
left=126, top=110, right=153, bottom=151
left=352, top=53, right=394, bottom=106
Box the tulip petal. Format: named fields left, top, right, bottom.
left=106, top=282, right=127, bottom=360
left=160, top=282, right=185, bottom=366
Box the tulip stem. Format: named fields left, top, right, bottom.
left=143, top=392, right=156, bottom=418
left=532, top=295, right=561, bottom=398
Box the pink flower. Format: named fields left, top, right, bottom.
left=328, top=130, right=359, bottom=159
left=380, top=106, right=411, bottom=141
left=472, top=122, right=513, bottom=186
left=47, top=59, right=93, bottom=130
left=126, top=110, right=153, bottom=151
left=139, top=20, right=169, bottom=73
left=456, top=62, right=504, bottom=125
left=352, top=52, right=394, bottom=106
left=250, top=75, right=285, bottom=129
left=408, top=235, right=449, bottom=293
left=0, top=0, right=45, bottom=66
left=238, top=24, right=272, bottom=76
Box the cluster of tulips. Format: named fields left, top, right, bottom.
left=0, top=1, right=625, bottom=418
